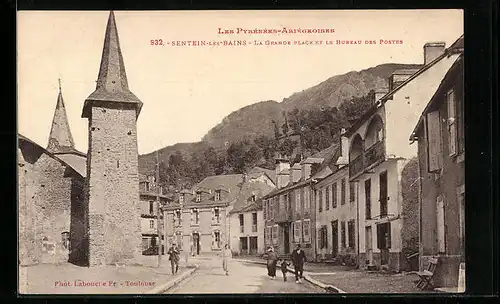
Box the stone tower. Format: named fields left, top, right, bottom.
left=47, top=82, right=78, bottom=154
left=82, top=11, right=143, bottom=266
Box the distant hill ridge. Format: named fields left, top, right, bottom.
left=139, top=63, right=422, bottom=175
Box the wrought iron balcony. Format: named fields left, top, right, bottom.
left=349, top=140, right=386, bottom=179
left=349, top=154, right=364, bottom=178
left=275, top=210, right=293, bottom=223
left=364, top=140, right=386, bottom=169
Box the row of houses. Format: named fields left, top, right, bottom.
left=158, top=35, right=464, bottom=289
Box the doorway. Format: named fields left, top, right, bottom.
left=377, top=222, right=391, bottom=266
left=240, top=237, right=248, bottom=255
left=283, top=224, right=290, bottom=254
left=365, top=226, right=373, bottom=266
left=192, top=233, right=200, bottom=255
left=332, top=220, right=338, bottom=257
left=249, top=236, right=258, bottom=255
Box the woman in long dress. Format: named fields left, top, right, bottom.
left=266, top=247, right=278, bottom=279
left=222, top=244, right=232, bottom=275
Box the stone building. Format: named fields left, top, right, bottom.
left=139, top=175, right=172, bottom=254
left=18, top=11, right=154, bottom=267
left=228, top=173, right=275, bottom=256
left=345, top=35, right=464, bottom=272
left=410, top=40, right=464, bottom=287
left=262, top=145, right=338, bottom=262
left=81, top=11, right=144, bottom=266
left=162, top=170, right=274, bottom=255
left=312, top=132, right=358, bottom=264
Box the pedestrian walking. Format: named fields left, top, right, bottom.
left=291, top=244, right=306, bottom=283
left=167, top=243, right=180, bottom=275
left=221, top=244, right=232, bottom=275
left=266, top=246, right=278, bottom=279
left=280, top=259, right=291, bottom=282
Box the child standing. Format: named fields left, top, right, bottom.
left=280, top=259, right=291, bottom=282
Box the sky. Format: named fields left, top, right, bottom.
left=17, top=10, right=463, bottom=154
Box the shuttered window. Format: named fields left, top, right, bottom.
left=426, top=110, right=443, bottom=172
left=447, top=89, right=457, bottom=156
left=332, top=183, right=337, bottom=208
left=303, top=219, right=310, bottom=243
left=293, top=221, right=301, bottom=243
left=325, top=186, right=330, bottom=210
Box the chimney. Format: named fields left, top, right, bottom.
left=374, top=89, right=388, bottom=104
left=336, top=129, right=349, bottom=165
left=277, top=169, right=290, bottom=189
left=424, top=42, right=446, bottom=65
left=291, top=164, right=301, bottom=183
left=275, top=153, right=290, bottom=177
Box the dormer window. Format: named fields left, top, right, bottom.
left=251, top=195, right=256, bottom=202
left=196, top=191, right=201, bottom=202
left=179, top=194, right=184, bottom=204
left=215, top=190, right=221, bottom=201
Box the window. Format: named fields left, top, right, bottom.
left=302, top=219, right=310, bottom=243
left=349, top=182, right=355, bottom=203
left=192, top=209, right=199, bottom=225
left=196, top=191, right=201, bottom=202
left=365, top=179, right=372, bottom=219
left=239, top=214, right=244, bottom=233
left=150, top=220, right=155, bottom=229
left=251, top=195, right=256, bottom=202
left=318, top=226, right=328, bottom=249
left=318, top=188, right=323, bottom=212
left=341, top=221, right=346, bottom=248
left=293, top=221, right=302, bottom=243
left=437, top=195, right=446, bottom=253
left=145, top=182, right=150, bottom=192
left=341, top=178, right=346, bottom=205
left=348, top=220, right=355, bottom=249
left=142, top=238, right=149, bottom=250
left=332, top=183, right=337, bottom=208
left=214, top=208, right=220, bottom=224
left=179, top=194, right=184, bottom=204
left=272, top=225, right=278, bottom=245
left=295, top=190, right=301, bottom=213
left=426, top=110, right=443, bottom=172
left=149, top=201, right=154, bottom=214
left=325, top=185, right=330, bottom=210
left=447, top=89, right=457, bottom=156
left=304, top=188, right=310, bottom=213
left=252, top=212, right=258, bottom=232
left=213, top=231, right=221, bottom=249
left=263, top=200, right=267, bottom=220
left=61, top=232, right=70, bottom=250
left=215, top=190, right=221, bottom=201
left=379, top=171, right=388, bottom=217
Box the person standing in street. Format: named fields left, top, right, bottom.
left=221, top=244, right=232, bottom=275
left=167, top=243, right=180, bottom=275
left=291, top=244, right=306, bottom=283
left=266, top=246, right=278, bottom=279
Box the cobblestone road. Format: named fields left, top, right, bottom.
left=166, top=256, right=324, bottom=294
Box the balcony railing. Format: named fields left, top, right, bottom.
left=349, top=154, right=364, bottom=178
left=349, top=140, right=386, bottom=179
left=275, top=210, right=292, bottom=223
left=364, top=140, right=385, bottom=169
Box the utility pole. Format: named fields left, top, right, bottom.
left=156, top=147, right=162, bottom=268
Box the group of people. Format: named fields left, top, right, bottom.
left=266, top=244, right=307, bottom=283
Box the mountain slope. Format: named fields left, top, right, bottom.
left=139, top=63, right=422, bottom=176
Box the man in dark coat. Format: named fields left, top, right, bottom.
left=266, top=247, right=278, bottom=279
left=291, top=244, right=306, bottom=283
left=167, top=244, right=180, bottom=275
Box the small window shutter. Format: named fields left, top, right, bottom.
left=427, top=110, right=443, bottom=172
left=447, top=90, right=457, bottom=156
left=211, top=208, right=215, bottom=224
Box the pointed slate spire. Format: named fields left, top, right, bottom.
left=47, top=81, right=77, bottom=154
left=82, top=11, right=143, bottom=118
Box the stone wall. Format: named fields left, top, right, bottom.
left=86, top=104, right=142, bottom=266
left=18, top=141, right=86, bottom=266
left=400, top=157, right=420, bottom=271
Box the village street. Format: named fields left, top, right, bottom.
left=166, top=255, right=323, bottom=294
